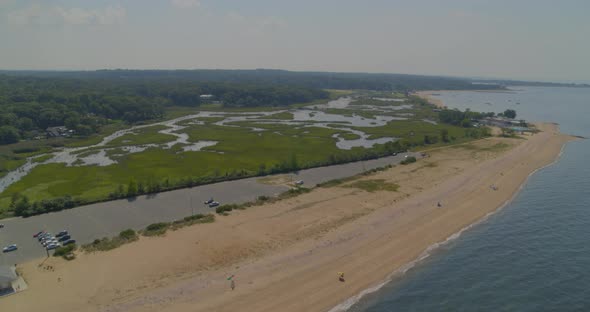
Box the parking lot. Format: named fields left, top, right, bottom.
left=0, top=152, right=418, bottom=265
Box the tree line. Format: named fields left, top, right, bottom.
left=2, top=69, right=504, bottom=91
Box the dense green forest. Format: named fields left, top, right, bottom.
left=3, top=69, right=503, bottom=90
left=0, top=75, right=328, bottom=144
left=0, top=69, right=500, bottom=145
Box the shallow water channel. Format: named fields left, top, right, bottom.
left=0, top=97, right=410, bottom=193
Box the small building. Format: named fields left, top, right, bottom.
left=199, top=94, right=214, bottom=100
left=46, top=126, right=70, bottom=138
left=0, top=265, right=18, bottom=296
left=479, top=117, right=513, bottom=128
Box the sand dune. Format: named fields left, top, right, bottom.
left=1, top=123, right=573, bottom=312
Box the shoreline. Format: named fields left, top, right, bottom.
left=415, top=90, right=446, bottom=108
left=329, top=132, right=573, bottom=311
left=1, top=124, right=575, bottom=312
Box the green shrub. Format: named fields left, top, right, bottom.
left=216, top=204, right=238, bottom=214
left=119, top=229, right=137, bottom=240
left=171, top=214, right=215, bottom=229
left=53, top=244, right=76, bottom=257
left=12, top=147, right=41, bottom=154
left=400, top=156, right=417, bottom=165
left=142, top=222, right=170, bottom=236
left=257, top=195, right=270, bottom=202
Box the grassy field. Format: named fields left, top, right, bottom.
left=259, top=111, right=294, bottom=120
left=338, top=132, right=361, bottom=140
left=107, top=125, right=177, bottom=146
left=0, top=92, right=485, bottom=217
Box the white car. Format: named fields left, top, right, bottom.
left=46, top=243, right=60, bottom=250
left=3, top=244, right=17, bottom=253
left=40, top=236, right=55, bottom=243
left=43, top=239, right=58, bottom=247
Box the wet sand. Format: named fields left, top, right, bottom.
left=1, top=124, right=573, bottom=312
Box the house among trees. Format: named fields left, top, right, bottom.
left=46, top=126, right=73, bottom=138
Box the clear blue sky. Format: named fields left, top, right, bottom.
left=1, top=0, right=589, bottom=82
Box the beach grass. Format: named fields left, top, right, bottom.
left=346, top=179, right=399, bottom=192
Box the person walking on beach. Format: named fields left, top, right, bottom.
left=338, top=272, right=345, bottom=282
left=230, top=279, right=235, bottom=290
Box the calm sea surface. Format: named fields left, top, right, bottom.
left=349, top=87, right=590, bottom=312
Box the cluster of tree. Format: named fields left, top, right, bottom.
left=0, top=75, right=330, bottom=145
left=498, top=109, right=517, bottom=119
left=10, top=193, right=78, bottom=217
left=438, top=108, right=496, bottom=127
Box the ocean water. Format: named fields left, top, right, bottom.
left=349, top=87, right=590, bottom=312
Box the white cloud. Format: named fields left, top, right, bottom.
left=170, top=0, right=200, bottom=9
left=6, top=4, right=126, bottom=26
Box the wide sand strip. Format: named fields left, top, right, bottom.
left=415, top=91, right=446, bottom=108
left=1, top=124, right=573, bottom=312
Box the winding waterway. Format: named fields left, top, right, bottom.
left=0, top=96, right=410, bottom=193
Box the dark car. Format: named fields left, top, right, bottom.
left=58, top=235, right=71, bottom=242
left=33, top=231, right=45, bottom=238
left=62, top=239, right=76, bottom=246
left=56, top=230, right=68, bottom=237
left=204, top=198, right=214, bottom=205
left=38, top=233, right=52, bottom=241
left=208, top=201, right=220, bottom=208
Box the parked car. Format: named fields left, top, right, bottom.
left=58, top=235, right=71, bottom=242
left=56, top=230, right=68, bottom=237
left=43, top=239, right=58, bottom=247
left=2, top=244, right=17, bottom=253
left=0, top=224, right=4, bottom=228
left=62, top=239, right=76, bottom=246
left=46, top=243, right=60, bottom=250
left=33, top=231, right=45, bottom=238
left=38, top=233, right=52, bottom=241
left=204, top=198, right=214, bottom=205
left=295, top=180, right=304, bottom=186
left=208, top=201, right=220, bottom=208
left=40, top=234, right=54, bottom=241
left=41, top=237, right=56, bottom=245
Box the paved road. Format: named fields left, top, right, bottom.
left=0, top=152, right=419, bottom=265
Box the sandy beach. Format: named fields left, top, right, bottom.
left=415, top=91, right=446, bottom=108
left=1, top=122, right=574, bottom=312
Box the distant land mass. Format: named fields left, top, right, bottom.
left=0, top=69, right=502, bottom=91
left=471, top=79, right=590, bottom=88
